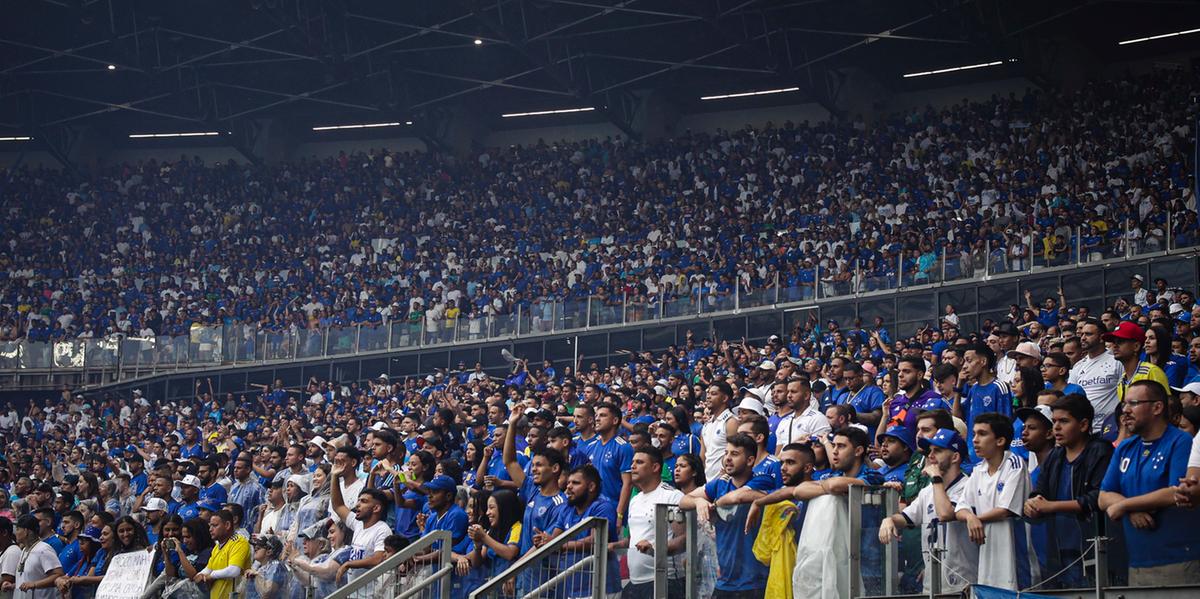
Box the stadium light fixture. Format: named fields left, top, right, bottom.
left=106, top=64, right=116, bottom=71
left=700, top=87, right=800, bottom=101
left=501, top=107, right=595, bottom=118
left=311, top=122, right=404, bottom=131
left=0, top=136, right=33, bottom=141
left=902, top=59, right=1011, bottom=78
left=1118, top=27, right=1200, bottom=45
left=474, top=39, right=483, bottom=46
left=128, top=131, right=221, bottom=138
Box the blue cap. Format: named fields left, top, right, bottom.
left=197, top=499, right=222, bottom=512
left=80, top=526, right=103, bottom=542
left=423, top=475, right=457, bottom=493
left=876, top=425, right=915, bottom=451
left=918, top=428, right=967, bottom=456
left=125, top=444, right=138, bottom=454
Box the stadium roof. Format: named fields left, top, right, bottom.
left=1, top=0, right=1197, bottom=155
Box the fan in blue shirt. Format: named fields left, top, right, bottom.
left=540, top=466, right=622, bottom=597
left=1099, top=381, right=1200, bottom=573
left=680, top=433, right=775, bottom=594
left=960, top=344, right=1012, bottom=463
left=587, top=404, right=634, bottom=517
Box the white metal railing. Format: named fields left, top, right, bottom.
left=326, top=529, right=452, bottom=599
left=469, top=516, right=609, bottom=599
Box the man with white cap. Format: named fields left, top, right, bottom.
left=140, top=497, right=169, bottom=544
left=1172, top=381, right=1200, bottom=408
left=1131, top=274, right=1148, bottom=307
left=172, top=475, right=203, bottom=521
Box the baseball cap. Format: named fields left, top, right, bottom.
left=1171, top=381, right=1200, bottom=395
left=423, top=475, right=457, bottom=493
left=141, top=497, right=168, bottom=512
left=198, top=499, right=223, bottom=513
left=1102, top=322, right=1144, bottom=344
left=736, top=396, right=766, bottom=417
left=876, top=425, right=915, bottom=452
left=79, top=526, right=103, bottom=542
left=918, top=428, right=968, bottom=456
left=1015, top=404, right=1053, bottom=426
left=176, top=475, right=202, bottom=489
left=758, top=360, right=777, bottom=371
left=250, top=535, right=283, bottom=555
left=1006, top=341, right=1042, bottom=361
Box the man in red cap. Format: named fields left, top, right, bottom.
left=1104, top=322, right=1170, bottom=404
left=1104, top=321, right=1170, bottom=444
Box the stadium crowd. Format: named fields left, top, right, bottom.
left=1, top=268, right=1200, bottom=598
left=0, top=71, right=1197, bottom=349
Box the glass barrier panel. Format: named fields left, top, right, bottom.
left=18, top=341, right=51, bottom=368
left=391, top=318, right=420, bottom=349
left=740, top=284, right=775, bottom=309
left=1171, top=212, right=1199, bottom=251
left=296, top=328, right=325, bottom=359
left=516, top=308, right=533, bottom=336
left=624, top=297, right=655, bottom=324
left=661, top=291, right=697, bottom=318
left=528, top=299, right=556, bottom=334
left=589, top=296, right=622, bottom=326
left=260, top=329, right=294, bottom=361
left=359, top=324, right=388, bottom=352
left=54, top=340, right=85, bottom=368
left=0, top=341, right=19, bottom=370
left=84, top=337, right=120, bottom=368
left=557, top=299, right=587, bottom=331
left=491, top=313, right=517, bottom=337
left=326, top=327, right=355, bottom=355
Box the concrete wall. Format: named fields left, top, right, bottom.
left=0, top=150, right=63, bottom=169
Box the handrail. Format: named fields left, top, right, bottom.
left=469, top=515, right=609, bottom=599
left=326, top=529, right=451, bottom=599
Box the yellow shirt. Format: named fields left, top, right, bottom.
left=752, top=502, right=798, bottom=599
left=207, top=534, right=251, bottom=599
left=1116, top=361, right=1170, bottom=402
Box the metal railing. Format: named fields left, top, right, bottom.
left=2, top=213, right=1198, bottom=386
left=652, top=504, right=699, bottom=599
left=470, top=516, right=609, bottom=599
left=327, top=529, right=452, bottom=599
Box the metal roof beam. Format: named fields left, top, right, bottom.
left=403, top=67, right=577, bottom=96
left=210, top=82, right=381, bottom=112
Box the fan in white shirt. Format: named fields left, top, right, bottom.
left=955, top=415, right=1039, bottom=591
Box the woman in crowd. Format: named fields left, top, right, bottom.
left=665, top=406, right=701, bottom=458
left=57, top=521, right=119, bottom=597
left=54, top=525, right=103, bottom=599
left=1012, top=366, right=1044, bottom=410
left=393, top=450, right=434, bottom=542
left=288, top=520, right=354, bottom=596
left=461, top=489, right=523, bottom=584
left=1146, top=324, right=1189, bottom=388
left=289, top=466, right=330, bottom=552
left=462, top=440, right=485, bottom=489
left=115, top=516, right=151, bottom=552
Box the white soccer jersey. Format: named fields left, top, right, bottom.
left=901, top=475, right=978, bottom=592
left=958, top=451, right=1040, bottom=590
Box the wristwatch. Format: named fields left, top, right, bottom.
left=930, top=476, right=944, bottom=485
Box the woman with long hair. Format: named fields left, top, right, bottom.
left=462, top=440, right=486, bottom=489
left=462, top=489, right=524, bottom=589
left=393, top=450, right=434, bottom=542
left=1145, top=324, right=1188, bottom=388
left=115, top=515, right=150, bottom=552
left=664, top=406, right=701, bottom=458
left=1012, top=366, right=1044, bottom=410
left=672, top=453, right=707, bottom=494
left=672, top=452, right=717, bottom=598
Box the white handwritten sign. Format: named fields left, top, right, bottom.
left=95, top=550, right=155, bottom=599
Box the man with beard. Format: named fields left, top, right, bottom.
left=884, top=357, right=949, bottom=431
left=879, top=429, right=978, bottom=593
left=537, top=465, right=621, bottom=598
left=680, top=433, right=774, bottom=598
left=741, top=443, right=816, bottom=597
left=1069, top=318, right=1123, bottom=440
left=330, top=462, right=392, bottom=586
